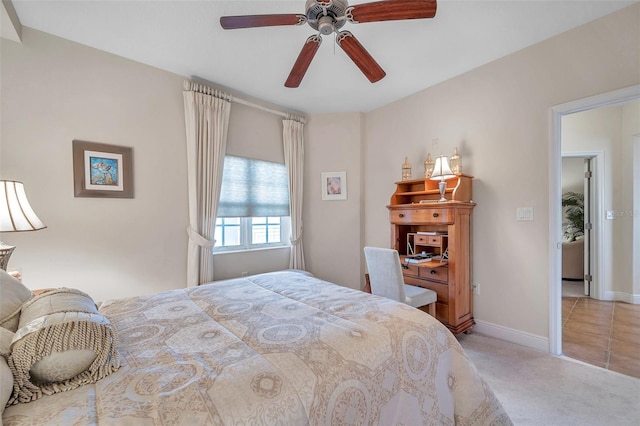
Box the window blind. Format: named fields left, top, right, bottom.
left=217, top=155, right=290, bottom=218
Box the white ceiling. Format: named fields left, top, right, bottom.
left=5, top=0, right=638, bottom=114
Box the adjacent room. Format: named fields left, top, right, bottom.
left=1, top=1, right=639, bottom=424
left=560, top=101, right=640, bottom=377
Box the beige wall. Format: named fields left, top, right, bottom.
left=363, top=4, right=640, bottom=338
left=1, top=29, right=188, bottom=302
left=0, top=29, right=292, bottom=301
left=561, top=101, right=640, bottom=297
left=0, top=27, right=362, bottom=302
left=620, top=101, right=640, bottom=297
left=1, top=3, right=639, bottom=344
left=622, top=102, right=640, bottom=297
left=304, top=112, right=364, bottom=289
left=561, top=157, right=584, bottom=194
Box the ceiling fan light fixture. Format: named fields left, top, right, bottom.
left=318, top=15, right=335, bottom=35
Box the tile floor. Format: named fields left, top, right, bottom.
left=562, top=287, right=640, bottom=379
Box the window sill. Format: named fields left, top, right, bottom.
left=213, top=245, right=290, bottom=256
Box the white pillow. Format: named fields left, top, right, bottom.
left=1, top=327, right=15, bottom=419
left=0, top=269, right=33, bottom=332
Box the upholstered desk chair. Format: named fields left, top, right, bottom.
left=364, top=246, right=437, bottom=316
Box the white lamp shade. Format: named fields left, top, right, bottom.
left=0, top=180, right=46, bottom=232
left=430, top=156, right=456, bottom=180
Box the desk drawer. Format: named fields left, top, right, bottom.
left=404, top=276, right=449, bottom=303
left=415, top=234, right=443, bottom=246
left=402, top=263, right=420, bottom=277
left=390, top=208, right=453, bottom=224
left=401, top=260, right=448, bottom=283
left=419, top=265, right=448, bottom=283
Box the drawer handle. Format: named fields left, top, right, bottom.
left=399, top=213, right=404, bottom=218
left=433, top=213, right=439, bottom=218
left=430, top=270, right=437, bottom=275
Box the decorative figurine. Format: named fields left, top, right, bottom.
left=402, top=157, right=412, bottom=181
left=424, top=153, right=434, bottom=178
left=450, top=147, right=462, bottom=174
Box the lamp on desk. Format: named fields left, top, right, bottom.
left=429, top=156, right=455, bottom=202
left=0, top=180, right=46, bottom=271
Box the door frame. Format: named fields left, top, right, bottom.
left=549, top=84, right=640, bottom=356
left=634, top=135, right=640, bottom=299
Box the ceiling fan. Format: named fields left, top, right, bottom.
left=220, top=0, right=437, bottom=88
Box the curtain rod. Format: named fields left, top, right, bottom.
left=184, top=80, right=306, bottom=123
left=232, top=96, right=306, bottom=124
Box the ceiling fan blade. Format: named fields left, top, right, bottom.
left=348, top=0, right=437, bottom=24
left=220, top=14, right=306, bottom=30
left=336, top=31, right=386, bottom=83
left=285, top=35, right=322, bottom=88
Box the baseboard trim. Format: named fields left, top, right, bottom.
left=604, top=291, right=640, bottom=304
left=472, top=320, right=549, bottom=352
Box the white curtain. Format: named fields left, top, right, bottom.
left=183, top=81, right=231, bottom=286
left=283, top=115, right=306, bottom=270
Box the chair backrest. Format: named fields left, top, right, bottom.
left=363, top=246, right=407, bottom=303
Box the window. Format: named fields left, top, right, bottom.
left=215, top=217, right=241, bottom=247
left=215, top=156, right=290, bottom=252
left=251, top=216, right=282, bottom=244
left=214, top=216, right=290, bottom=251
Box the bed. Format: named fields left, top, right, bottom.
left=2, top=270, right=510, bottom=425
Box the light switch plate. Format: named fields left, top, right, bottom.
left=517, top=207, right=534, bottom=221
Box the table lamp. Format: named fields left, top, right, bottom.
left=0, top=180, right=46, bottom=270
left=429, top=156, right=456, bottom=202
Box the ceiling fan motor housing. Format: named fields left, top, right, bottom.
left=306, top=0, right=348, bottom=34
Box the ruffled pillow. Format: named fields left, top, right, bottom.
left=8, top=288, right=120, bottom=405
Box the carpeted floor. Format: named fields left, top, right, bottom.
left=457, top=332, right=640, bottom=426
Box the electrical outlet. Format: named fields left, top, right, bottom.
left=473, top=282, right=480, bottom=295
left=241, top=271, right=248, bottom=277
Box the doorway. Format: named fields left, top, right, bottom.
left=561, top=155, right=594, bottom=298
left=549, top=85, right=640, bottom=357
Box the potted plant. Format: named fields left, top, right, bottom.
left=562, top=191, right=584, bottom=242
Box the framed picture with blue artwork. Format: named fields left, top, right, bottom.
left=72, top=140, right=133, bottom=198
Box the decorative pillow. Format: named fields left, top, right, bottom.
left=7, top=288, right=120, bottom=405
left=1, top=327, right=14, bottom=415
left=0, top=269, right=34, bottom=332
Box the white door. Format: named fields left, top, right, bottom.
left=583, top=158, right=592, bottom=296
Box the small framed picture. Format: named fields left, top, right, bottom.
left=321, top=171, right=347, bottom=201
left=73, top=140, right=133, bottom=198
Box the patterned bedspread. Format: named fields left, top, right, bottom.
left=3, top=270, right=511, bottom=425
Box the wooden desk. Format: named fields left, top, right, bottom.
left=388, top=178, right=475, bottom=335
